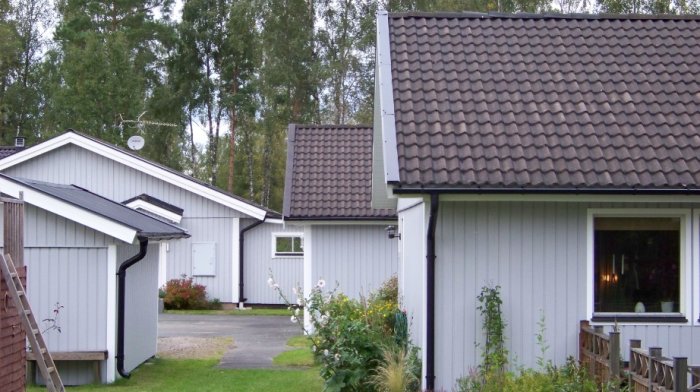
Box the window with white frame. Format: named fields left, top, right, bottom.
left=589, top=209, right=691, bottom=321
left=273, top=233, right=303, bottom=257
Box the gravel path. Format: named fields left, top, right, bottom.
left=158, top=313, right=300, bottom=369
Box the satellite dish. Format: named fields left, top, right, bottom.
left=127, top=135, right=145, bottom=150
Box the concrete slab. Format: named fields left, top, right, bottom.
left=158, top=314, right=301, bottom=369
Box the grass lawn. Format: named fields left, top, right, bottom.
left=163, top=308, right=292, bottom=316
left=28, top=358, right=322, bottom=391
left=272, top=335, right=316, bottom=367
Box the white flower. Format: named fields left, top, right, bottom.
left=291, top=315, right=298, bottom=323
left=323, top=349, right=329, bottom=357
left=267, top=277, right=274, bottom=287
left=317, top=279, right=326, bottom=288
left=294, top=308, right=300, bottom=316
left=292, top=287, right=298, bottom=295
left=296, top=298, right=303, bottom=306
left=272, top=283, right=280, bottom=289
left=320, top=314, right=329, bottom=324
left=334, top=353, right=340, bottom=361
left=312, top=345, right=317, bottom=352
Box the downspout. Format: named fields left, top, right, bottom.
left=238, top=216, right=266, bottom=308
left=426, top=193, right=439, bottom=390
left=116, top=237, right=149, bottom=379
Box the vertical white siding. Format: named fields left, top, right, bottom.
left=121, top=243, right=160, bottom=372
left=243, top=222, right=303, bottom=305
left=310, top=224, right=399, bottom=299
left=428, top=201, right=700, bottom=390
left=25, top=247, right=109, bottom=385
left=3, top=144, right=254, bottom=304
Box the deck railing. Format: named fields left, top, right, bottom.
left=579, top=320, right=700, bottom=391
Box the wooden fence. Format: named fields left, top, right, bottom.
left=579, top=320, right=700, bottom=391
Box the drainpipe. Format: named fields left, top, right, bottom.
left=116, top=237, right=149, bottom=379
left=426, top=193, right=439, bottom=390
left=238, top=217, right=266, bottom=308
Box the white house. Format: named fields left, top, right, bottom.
left=282, top=124, right=399, bottom=325
left=0, top=131, right=299, bottom=307
left=372, top=12, right=700, bottom=390
left=0, top=174, right=188, bottom=385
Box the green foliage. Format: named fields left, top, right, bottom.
left=368, top=345, right=421, bottom=392
left=163, top=275, right=208, bottom=310
left=270, top=275, right=420, bottom=391
left=477, top=285, right=508, bottom=374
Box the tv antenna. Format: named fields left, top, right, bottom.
left=119, top=112, right=178, bottom=150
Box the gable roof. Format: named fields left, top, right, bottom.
left=0, top=131, right=277, bottom=219
left=376, top=12, right=700, bottom=194
left=0, top=174, right=189, bottom=243
left=283, top=124, right=396, bottom=220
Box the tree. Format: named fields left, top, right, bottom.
left=41, top=0, right=182, bottom=165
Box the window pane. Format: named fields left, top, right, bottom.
left=276, top=237, right=293, bottom=253
left=594, top=217, right=680, bottom=313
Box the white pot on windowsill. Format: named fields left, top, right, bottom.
left=660, top=301, right=674, bottom=313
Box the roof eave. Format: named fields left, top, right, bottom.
left=392, top=185, right=700, bottom=195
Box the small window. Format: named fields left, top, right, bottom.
left=273, top=233, right=303, bottom=257
left=594, top=216, right=681, bottom=314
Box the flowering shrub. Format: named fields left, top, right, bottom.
left=163, top=275, right=208, bottom=310
left=269, top=274, right=420, bottom=392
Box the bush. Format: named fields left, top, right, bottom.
left=163, top=275, right=208, bottom=310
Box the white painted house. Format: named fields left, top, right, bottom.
left=0, top=175, right=188, bottom=385
left=282, top=124, right=399, bottom=322
left=0, top=130, right=296, bottom=307
left=372, top=12, right=700, bottom=390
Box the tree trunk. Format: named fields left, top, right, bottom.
left=227, top=70, right=239, bottom=193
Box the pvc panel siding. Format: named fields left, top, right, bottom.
left=167, top=217, right=235, bottom=302
left=310, top=225, right=398, bottom=299
left=0, top=205, right=115, bottom=248
left=25, top=247, right=108, bottom=385
left=121, top=243, right=160, bottom=372
left=3, top=144, right=248, bottom=303
left=243, top=222, right=303, bottom=304
left=431, top=201, right=700, bottom=390
left=3, top=144, right=244, bottom=218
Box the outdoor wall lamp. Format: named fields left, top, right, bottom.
left=385, top=225, right=401, bottom=240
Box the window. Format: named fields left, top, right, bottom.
left=588, top=209, right=691, bottom=322
left=273, top=233, right=303, bottom=257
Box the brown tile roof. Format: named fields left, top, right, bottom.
left=283, top=125, right=397, bottom=220
left=387, top=13, right=700, bottom=192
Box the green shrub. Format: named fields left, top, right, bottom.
left=163, top=275, right=208, bottom=310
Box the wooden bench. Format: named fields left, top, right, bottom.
left=26, top=350, right=108, bottom=384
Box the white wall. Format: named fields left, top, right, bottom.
left=401, top=200, right=700, bottom=390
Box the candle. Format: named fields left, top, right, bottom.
left=612, top=254, right=616, bottom=274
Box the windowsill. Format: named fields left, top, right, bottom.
left=591, top=313, right=688, bottom=323
left=273, top=254, right=304, bottom=258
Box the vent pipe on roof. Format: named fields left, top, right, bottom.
left=116, top=237, right=149, bottom=379
left=14, top=137, right=25, bottom=148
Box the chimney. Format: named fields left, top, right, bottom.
left=14, top=137, right=25, bottom=148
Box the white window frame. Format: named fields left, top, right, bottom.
left=586, top=208, right=694, bottom=324
left=272, top=232, right=304, bottom=258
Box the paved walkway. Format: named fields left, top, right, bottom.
left=158, top=313, right=301, bottom=369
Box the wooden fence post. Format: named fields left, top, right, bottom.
left=649, top=347, right=662, bottom=391
left=673, top=357, right=687, bottom=392
left=609, top=331, right=620, bottom=391
left=629, top=339, right=641, bottom=388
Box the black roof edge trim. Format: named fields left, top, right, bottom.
left=283, top=216, right=398, bottom=221
left=392, top=186, right=700, bottom=195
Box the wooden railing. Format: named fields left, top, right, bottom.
left=579, top=320, right=700, bottom=391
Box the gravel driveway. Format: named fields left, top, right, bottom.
left=158, top=313, right=301, bottom=368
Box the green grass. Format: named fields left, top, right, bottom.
left=272, top=335, right=316, bottom=367
left=163, top=308, right=293, bottom=316
left=28, top=358, right=322, bottom=391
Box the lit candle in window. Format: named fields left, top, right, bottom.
left=612, top=254, right=616, bottom=275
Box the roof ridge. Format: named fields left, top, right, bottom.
left=388, top=11, right=700, bottom=21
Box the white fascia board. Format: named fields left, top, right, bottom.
left=265, top=218, right=284, bottom=225
left=376, top=11, right=400, bottom=183
left=0, top=177, right=137, bottom=243
left=125, top=199, right=182, bottom=223
left=0, top=133, right=267, bottom=220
